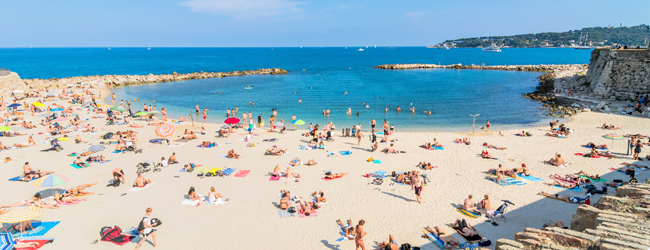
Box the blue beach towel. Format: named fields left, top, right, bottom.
left=12, top=221, right=60, bottom=238
left=373, top=160, right=382, bottom=164
left=98, top=160, right=113, bottom=164
left=221, top=168, right=236, bottom=176
left=70, top=164, right=83, bottom=169
left=197, top=142, right=215, bottom=148
left=339, top=151, right=351, bottom=156
left=554, top=185, right=582, bottom=192
left=112, top=150, right=124, bottom=153
left=433, top=146, right=444, bottom=150
left=516, top=173, right=543, bottom=182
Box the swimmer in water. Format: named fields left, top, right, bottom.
left=250, top=102, right=254, bottom=106
left=299, top=99, right=302, bottom=103
left=384, top=107, right=388, bottom=112
left=344, top=91, right=347, bottom=95
left=366, top=105, right=369, bottom=108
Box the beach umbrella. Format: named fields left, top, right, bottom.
left=31, top=102, right=45, bottom=107
left=11, top=90, right=23, bottom=93
left=0, top=207, right=42, bottom=239
left=53, top=117, right=68, bottom=122
left=88, top=144, right=106, bottom=152
left=135, top=112, right=148, bottom=116
left=147, top=111, right=160, bottom=114
left=292, top=119, right=305, bottom=125
left=57, top=137, right=69, bottom=141
left=220, top=124, right=231, bottom=129
left=0, top=232, right=15, bottom=250
left=110, top=106, right=126, bottom=112
left=33, top=174, right=69, bottom=196
left=155, top=123, right=175, bottom=138
left=50, top=108, right=63, bottom=112
left=274, top=122, right=284, bottom=127
left=7, top=104, right=21, bottom=108
left=602, top=133, right=625, bottom=152
left=0, top=126, right=11, bottom=132
left=224, top=117, right=240, bottom=124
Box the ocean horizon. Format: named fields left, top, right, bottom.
left=1, top=47, right=591, bottom=131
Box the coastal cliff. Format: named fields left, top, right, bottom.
left=1, top=68, right=288, bottom=95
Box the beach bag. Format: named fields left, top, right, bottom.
left=101, top=225, right=134, bottom=246
left=103, top=132, right=113, bottom=139
left=367, top=158, right=373, bottom=162
left=287, top=207, right=297, bottom=213
left=137, top=218, right=146, bottom=233
left=399, top=243, right=411, bottom=250
left=391, top=171, right=396, bottom=177
left=150, top=218, right=161, bottom=227
left=478, top=239, right=492, bottom=247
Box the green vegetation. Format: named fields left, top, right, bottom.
left=444, top=24, right=650, bottom=48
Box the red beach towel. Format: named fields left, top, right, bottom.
left=234, top=170, right=251, bottom=177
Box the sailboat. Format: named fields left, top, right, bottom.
left=575, top=32, right=593, bottom=50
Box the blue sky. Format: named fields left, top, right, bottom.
left=1, top=0, right=648, bottom=47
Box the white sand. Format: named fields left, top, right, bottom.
left=1, top=86, right=648, bottom=250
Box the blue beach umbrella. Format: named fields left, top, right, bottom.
left=0, top=232, right=14, bottom=250
left=50, top=108, right=64, bottom=112
left=7, top=104, right=21, bottom=108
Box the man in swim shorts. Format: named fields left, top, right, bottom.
left=413, top=172, right=423, bottom=204
left=112, top=168, right=125, bottom=185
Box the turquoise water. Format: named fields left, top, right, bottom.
left=0, top=47, right=591, bottom=130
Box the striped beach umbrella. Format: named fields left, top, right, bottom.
left=33, top=174, right=69, bottom=189
left=110, top=106, right=126, bottom=112
left=0, top=207, right=43, bottom=239
left=224, top=117, right=240, bottom=124
left=155, top=123, right=175, bottom=138
left=602, top=133, right=624, bottom=140
left=0, top=232, right=14, bottom=250
left=292, top=119, right=305, bottom=125
left=89, top=144, right=106, bottom=152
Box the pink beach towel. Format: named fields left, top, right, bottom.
left=269, top=176, right=280, bottom=181
left=235, top=170, right=251, bottom=177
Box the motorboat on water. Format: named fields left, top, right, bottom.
left=357, top=48, right=364, bottom=51
left=245, top=86, right=253, bottom=90
left=438, top=45, right=449, bottom=49
left=482, top=46, right=501, bottom=52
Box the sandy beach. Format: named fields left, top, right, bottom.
left=0, top=84, right=648, bottom=250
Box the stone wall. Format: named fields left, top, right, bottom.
left=496, top=183, right=650, bottom=250
left=585, top=48, right=650, bottom=100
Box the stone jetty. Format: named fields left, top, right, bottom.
left=1, top=68, right=288, bottom=95
left=374, top=64, right=586, bottom=72
left=496, top=183, right=650, bottom=250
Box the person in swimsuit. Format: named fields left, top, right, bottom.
left=23, top=162, right=54, bottom=181
left=279, top=192, right=290, bottom=210
left=454, top=218, right=477, bottom=237
left=519, top=164, right=531, bottom=176
left=195, top=104, right=199, bottom=114
left=336, top=218, right=356, bottom=240
left=413, top=172, right=423, bottom=204
left=355, top=220, right=367, bottom=250
left=463, top=195, right=478, bottom=213
left=134, top=174, right=150, bottom=188
left=227, top=149, right=240, bottom=159
left=426, top=226, right=460, bottom=249
left=74, top=156, right=90, bottom=168
left=324, top=172, right=348, bottom=179
left=377, top=234, right=399, bottom=250
left=188, top=187, right=201, bottom=202
left=112, top=168, right=125, bottom=185
left=545, top=180, right=577, bottom=189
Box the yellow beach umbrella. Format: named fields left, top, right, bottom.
left=31, top=102, right=45, bottom=107
left=0, top=207, right=42, bottom=224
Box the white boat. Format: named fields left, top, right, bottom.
left=482, top=46, right=501, bottom=52
left=357, top=48, right=364, bottom=51
left=147, top=46, right=151, bottom=50
left=108, top=47, right=111, bottom=50
left=438, top=45, right=449, bottom=49
left=245, top=86, right=253, bottom=90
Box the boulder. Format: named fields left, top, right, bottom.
left=596, top=101, right=607, bottom=109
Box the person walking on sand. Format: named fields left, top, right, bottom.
left=135, top=207, right=159, bottom=250
left=357, top=130, right=363, bottom=146
left=413, top=172, right=423, bottom=204
left=355, top=220, right=367, bottom=250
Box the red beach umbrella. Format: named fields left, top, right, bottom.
left=224, top=117, right=240, bottom=125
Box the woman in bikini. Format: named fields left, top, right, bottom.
left=324, top=172, right=348, bottom=179
left=355, top=220, right=367, bottom=250
left=188, top=187, right=201, bottom=201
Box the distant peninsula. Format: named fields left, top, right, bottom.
left=434, top=24, right=649, bottom=48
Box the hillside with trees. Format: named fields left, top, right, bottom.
left=442, top=24, right=649, bottom=48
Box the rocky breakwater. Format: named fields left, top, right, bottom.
left=374, top=63, right=585, bottom=72
left=497, top=183, right=650, bottom=250
left=18, top=68, right=288, bottom=91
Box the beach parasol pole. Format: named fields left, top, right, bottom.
left=469, top=114, right=480, bottom=134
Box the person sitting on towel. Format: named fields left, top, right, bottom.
left=23, top=162, right=54, bottom=181
left=227, top=149, right=240, bottom=159
left=454, top=218, right=477, bottom=237
left=73, top=156, right=90, bottom=168
left=463, top=195, right=479, bottom=213
left=279, top=192, right=290, bottom=210
left=426, top=226, right=460, bottom=249
left=187, top=187, right=200, bottom=201
left=289, top=157, right=301, bottom=166
left=134, top=174, right=151, bottom=188
left=312, top=191, right=326, bottom=203
left=169, top=152, right=178, bottom=164
left=306, top=157, right=316, bottom=166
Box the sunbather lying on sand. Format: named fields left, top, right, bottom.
left=337, top=218, right=355, bottom=240
left=537, top=191, right=585, bottom=203
left=0, top=142, right=8, bottom=150
left=454, top=218, right=477, bottom=237
left=563, top=174, right=591, bottom=185
left=23, top=162, right=54, bottom=181
left=485, top=144, right=506, bottom=150
left=377, top=234, right=399, bottom=250
left=67, top=182, right=97, bottom=196
left=575, top=171, right=600, bottom=180
left=86, top=155, right=106, bottom=162
left=324, top=172, right=347, bottom=179
left=265, top=146, right=287, bottom=155
left=417, top=162, right=436, bottom=170
left=55, top=191, right=86, bottom=204
left=585, top=142, right=608, bottom=149
left=619, top=162, right=649, bottom=170
left=585, top=147, right=618, bottom=158
left=298, top=201, right=315, bottom=216
left=0, top=193, right=59, bottom=209
left=13, top=143, right=29, bottom=148
left=545, top=180, right=578, bottom=189
left=426, top=226, right=460, bottom=249
left=199, top=141, right=212, bottom=147
left=289, top=157, right=302, bottom=166
left=601, top=123, right=620, bottom=130
left=305, top=157, right=316, bottom=166
left=227, top=149, right=240, bottom=159
left=420, top=143, right=433, bottom=150
left=454, top=137, right=471, bottom=145
left=184, top=163, right=201, bottom=172
left=183, top=132, right=198, bottom=140
left=515, top=131, right=532, bottom=137
left=381, top=143, right=397, bottom=154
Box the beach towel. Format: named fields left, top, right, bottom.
left=584, top=145, right=608, bottom=150
left=98, top=160, right=113, bottom=164
left=12, top=221, right=60, bottom=238
left=8, top=175, right=33, bottom=182
left=181, top=199, right=201, bottom=206
left=206, top=167, right=223, bottom=175
left=298, top=210, right=317, bottom=218
left=15, top=239, right=52, bottom=250
left=112, top=150, right=125, bottom=153
left=128, top=183, right=153, bottom=192
left=372, top=171, right=388, bottom=178
left=422, top=229, right=445, bottom=249
left=373, top=160, right=382, bottom=164
left=70, top=163, right=85, bottom=169
left=196, top=142, right=215, bottom=148
left=554, top=185, right=582, bottom=192
left=234, top=170, right=251, bottom=177
left=516, top=173, right=543, bottom=182
left=322, top=176, right=343, bottom=181
left=339, top=151, right=351, bottom=156
left=488, top=175, right=526, bottom=186
left=269, top=176, right=280, bottom=181
left=278, top=208, right=296, bottom=218
left=456, top=208, right=480, bottom=219
left=579, top=175, right=607, bottom=183
left=208, top=197, right=225, bottom=206
left=451, top=226, right=483, bottom=243
left=221, top=168, right=236, bottom=176
left=610, top=168, right=640, bottom=175
left=433, top=146, right=444, bottom=150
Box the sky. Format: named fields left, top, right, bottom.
left=1, top=0, right=648, bottom=47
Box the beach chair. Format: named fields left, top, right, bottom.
left=487, top=200, right=515, bottom=222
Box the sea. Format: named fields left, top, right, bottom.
left=0, top=47, right=591, bottom=131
